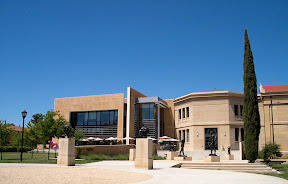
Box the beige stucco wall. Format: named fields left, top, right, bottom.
left=258, top=93, right=288, bottom=152
left=163, top=99, right=175, bottom=138
left=127, top=88, right=147, bottom=138
left=54, top=93, right=125, bottom=140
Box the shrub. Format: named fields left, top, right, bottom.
left=86, top=147, right=94, bottom=152
left=153, top=155, right=166, bottom=160
left=258, top=143, right=282, bottom=160
left=80, top=154, right=129, bottom=161
left=0, top=146, right=31, bottom=152
left=113, top=154, right=129, bottom=160
left=75, top=147, right=84, bottom=159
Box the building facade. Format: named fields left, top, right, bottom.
left=54, top=84, right=288, bottom=156
left=258, top=84, right=288, bottom=153
left=174, top=91, right=244, bottom=154
left=54, top=87, right=175, bottom=143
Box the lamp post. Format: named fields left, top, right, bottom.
left=20, top=110, right=27, bottom=162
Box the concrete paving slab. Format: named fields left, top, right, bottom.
left=1, top=160, right=288, bottom=184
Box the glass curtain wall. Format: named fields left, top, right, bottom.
left=70, top=110, right=118, bottom=138
left=134, top=103, right=159, bottom=138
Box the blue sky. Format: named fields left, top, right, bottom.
left=1, top=1, right=287, bottom=126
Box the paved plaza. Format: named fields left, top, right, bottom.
left=0, top=160, right=288, bottom=184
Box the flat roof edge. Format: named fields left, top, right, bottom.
left=174, top=91, right=243, bottom=103
left=55, top=93, right=125, bottom=100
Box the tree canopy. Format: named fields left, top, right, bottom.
left=0, top=120, right=14, bottom=146
left=243, top=29, right=261, bottom=163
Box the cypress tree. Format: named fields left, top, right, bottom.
left=243, top=29, right=261, bottom=163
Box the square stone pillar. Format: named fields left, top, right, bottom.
left=57, top=138, right=75, bottom=166
left=174, top=156, right=192, bottom=161
left=166, top=151, right=179, bottom=160
left=205, top=155, right=220, bottom=162
left=129, top=148, right=136, bottom=161
left=225, top=155, right=234, bottom=160
left=135, top=138, right=153, bottom=169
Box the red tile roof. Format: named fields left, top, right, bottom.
left=7, top=125, right=29, bottom=132
left=263, top=85, right=288, bottom=92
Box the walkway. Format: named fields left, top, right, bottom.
left=0, top=160, right=287, bottom=184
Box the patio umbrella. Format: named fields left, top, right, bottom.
left=147, top=137, right=157, bottom=141
left=94, top=137, right=104, bottom=141
left=105, top=137, right=117, bottom=141
left=164, top=138, right=179, bottom=142
left=80, top=138, right=89, bottom=142
left=159, top=135, right=171, bottom=139
left=123, top=137, right=133, bottom=140
left=87, top=137, right=95, bottom=141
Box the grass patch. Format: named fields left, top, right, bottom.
left=266, top=164, right=288, bottom=180
left=0, top=152, right=94, bottom=164
left=80, top=154, right=129, bottom=161
left=153, top=155, right=166, bottom=160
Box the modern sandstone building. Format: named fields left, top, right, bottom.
left=55, top=87, right=175, bottom=143
left=258, top=84, right=288, bottom=153
left=54, top=85, right=288, bottom=157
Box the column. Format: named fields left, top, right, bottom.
left=157, top=104, right=160, bottom=139
left=126, top=87, right=131, bottom=145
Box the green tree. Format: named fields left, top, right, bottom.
left=25, top=110, right=69, bottom=147
left=72, top=128, right=85, bottom=145
left=258, top=143, right=282, bottom=160
left=243, top=29, right=261, bottom=163
left=0, top=120, right=14, bottom=146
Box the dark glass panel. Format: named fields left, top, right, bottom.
left=149, top=107, right=154, bottom=119
left=234, top=105, right=239, bottom=116
left=114, top=110, right=118, bottom=125
left=241, top=128, right=244, bottom=141
left=97, top=112, right=101, bottom=125
left=240, top=105, right=243, bottom=116
left=235, top=128, right=239, bottom=141
left=84, top=112, right=88, bottom=122
left=89, top=112, right=96, bottom=121
left=110, top=111, right=114, bottom=125
left=205, top=128, right=218, bottom=150
left=77, top=113, right=85, bottom=122
left=101, top=111, right=109, bottom=125
left=142, top=106, right=150, bottom=119
left=142, top=104, right=149, bottom=108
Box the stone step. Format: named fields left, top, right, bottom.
left=184, top=168, right=278, bottom=174
left=181, top=165, right=268, bottom=169
left=180, top=162, right=262, bottom=165
left=179, top=163, right=278, bottom=174
left=182, top=166, right=270, bottom=170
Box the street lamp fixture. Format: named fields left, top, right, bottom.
left=20, top=110, right=27, bottom=162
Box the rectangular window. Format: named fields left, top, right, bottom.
left=205, top=128, right=218, bottom=150
left=179, top=109, right=181, bottom=119
left=240, top=105, right=243, bottom=116
left=101, top=111, right=109, bottom=125
left=186, top=107, right=189, bottom=118
left=182, top=130, right=185, bottom=142
left=235, top=128, right=239, bottom=142
left=187, top=129, right=190, bottom=142
left=234, top=105, right=239, bottom=116
left=71, top=110, right=118, bottom=138
left=142, top=103, right=155, bottom=120
left=109, top=111, right=114, bottom=125
left=182, top=108, right=185, bottom=118
left=241, top=128, right=244, bottom=141
left=179, top=130, right=181, bottom=140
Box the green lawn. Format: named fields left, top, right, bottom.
left=0, top=152, right=93, bottom=164
left=267, top=164, right=288, bottom=180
